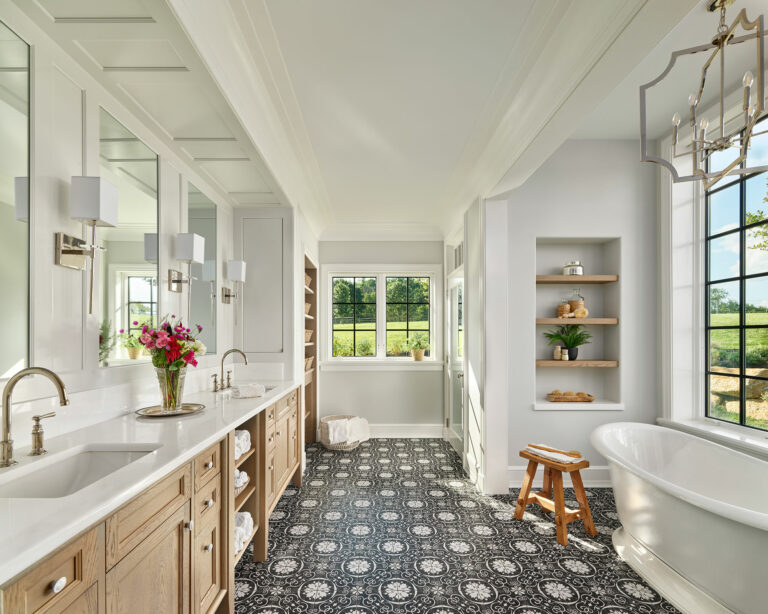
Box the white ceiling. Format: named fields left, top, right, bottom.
left=574, top=0, right=768, bottom=140
left=16, top=0, right=284, bottom=207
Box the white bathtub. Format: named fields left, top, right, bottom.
left=591, top=422, right=768, bottom=614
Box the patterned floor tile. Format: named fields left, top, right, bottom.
left=235, top=439, right=679, bottom=613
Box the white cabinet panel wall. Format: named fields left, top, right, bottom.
left=1, top=1, right=237, bottom=439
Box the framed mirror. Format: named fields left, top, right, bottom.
left=98, top=109, right=159, bottom=367
left=187, top=183, right=217, bottom=354
left=0, top=22, right=29, bottom=378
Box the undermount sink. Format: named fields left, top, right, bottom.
left=0, top=443, right=162, bottom=499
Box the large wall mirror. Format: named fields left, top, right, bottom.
left=98, top=109, right=159, bottom=367
left=0, top=22, right=29, bottom=378
left=188, top=183, right=217, bottom=354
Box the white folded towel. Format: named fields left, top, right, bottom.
left=234, top=469, right=250, bottom=489
left=327, top=418, right=349, bottom=445
left=234, top=511, right=254, bottom=553
left=347, top=417, right=370, bottom=443
left=234, top=429, right=251, bottom=460
left=231, top=383, right=266, bottom=399
left=525, top=445, right=581, bottom=464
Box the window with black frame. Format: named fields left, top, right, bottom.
left=332, top=277, right=376, bottom=357
left=127, top=276, right=157, bottom=334
left=386, top=277, right=430, bottom=357
left=706, top=117, right=768, bottom=431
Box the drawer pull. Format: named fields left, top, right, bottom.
left=269, top=436, right=274, bottom=443
left=51, top=576, right=67, bottom=594
left=276, top=431, right=281, bottom=436
left=186, top=520, right=194, bottom=532
left=205, top=543, right=214, bottom=552
left=292, top=434, right=296, bottom=440
left=204, top=461, right=214, bottom=469
left=205, top=499, right=214, bottom=508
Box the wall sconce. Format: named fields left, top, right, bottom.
left=222, top=260, right=246, bottom=303
left=55, top=176, right=118, bottom=314
left=169, top=233, right=205, bottom=292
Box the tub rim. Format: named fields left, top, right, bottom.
left=591, top=421, right=768, bottom=531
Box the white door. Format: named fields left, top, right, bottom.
left=445, top=279, right=464, bottom=454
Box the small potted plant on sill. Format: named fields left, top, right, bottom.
left=543, top=325, right=592, bottom=361
left=407, top=333, right=430, bottom=361
left=118, top=325, right=143, bottom=359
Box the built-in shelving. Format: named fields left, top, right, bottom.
left=536, top=318, right=618, bottom=325
left=532, top=399, right=624, bottom=411
left=304, top=256, right=318, bottom=444
left=305, top=342, right=314, bottom=347
left=234, top=525, right=259, bottom=565
left=536, top=274, right=618, bottom=284
left=234, top=447, right=255, bottom=469
left=304, top=285, right=314, bottom=294
left=235, top=484, right=256, bottom=513
left=305, top=314, right=314, bottom=320
left=536, top=360, right=618, bottom=368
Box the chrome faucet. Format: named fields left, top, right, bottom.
left=1, top=367, right=70, bottom=467
left=220, top=349, right=247, bottom=390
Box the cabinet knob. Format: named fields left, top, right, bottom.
left=206, top=499, right=214, bottom=508
left=292, top=434, right=296, bottom=440
left=205, top=543, right=214, bottom=552
left=269, top=465, right=274, bottom=471
left=50, top=576, right=67, bottom=594
left=276, top=431, right=281, bottom=436
left=186, top=520, right=194, bottom=532
left=269, top=436, right=274, bottom=443
left=205, top=461, right=214, bottom=469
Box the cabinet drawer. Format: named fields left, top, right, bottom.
left=60, top=583, right=99, bottom=614
left=106, top=464, right=191, bottom=569
left=1, top=526, right=103, bottom=614
left=266, top=423, right=276, bottom=451
left=195, top=473, right=221, bottom=527
left=275, top=395, right=289, bottom=418
left=194, top=442, right=221, bottom=491
left=195, top=517, right=222, bottom=614
left=265, top=404, right=276, bottom=425
left=287, top=389, right=298, bottom=408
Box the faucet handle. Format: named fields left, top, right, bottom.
left=32, top=412, right=56, bottom=423
left=211, top=374, right=219, bottom=392
left=29, top=413, right=55, bottom=456
left=226, top=370, right=232, bottom=388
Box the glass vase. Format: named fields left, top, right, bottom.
left=156, top=366, right=187, bottom=411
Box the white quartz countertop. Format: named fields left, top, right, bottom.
left=0, top=380, right=300, bottom=586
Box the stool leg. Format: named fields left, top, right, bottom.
left=514, top=460, right=538, bottom=520
left=571, top=470, right=597, bottom=537
left=540, top=467, right=553, bottom=513
left=551, top=470, right=568, bottom=546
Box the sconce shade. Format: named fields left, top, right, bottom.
left=14, top=177, right=28, bottom=222
left=176, top=233, right=205, bottom=264
left=144, top=233, right=158, bottom=263
left=70, top=176, right=118, bottom=227
left=226, top=260, right=247, bottom=282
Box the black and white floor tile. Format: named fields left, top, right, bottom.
left=235, top=439, right=679, bottom=613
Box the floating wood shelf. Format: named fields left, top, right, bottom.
left=536, top=275, right=618, bottom=284
left=234, top=484, right=256, bottom=513
left=305, top=314, right=314, bottom=319
left=304, top=285, right=314, bottom=294
left=234, top=447, right=255, bottom=469
left=536, top=318, right=618, bottom=325
left=536, top=360, right=619, bottom=368
left=304, top=369, right=314, bottom=377
left=305, top=342, right=314, bottom=347
left=233, top=524, right=259, bottom=565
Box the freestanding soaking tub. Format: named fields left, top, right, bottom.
left=591, top=422, right=768, bottom=614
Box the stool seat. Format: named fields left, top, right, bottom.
left=513, top=449, right=597, bottom=546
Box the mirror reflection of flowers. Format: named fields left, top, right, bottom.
left=138, top=314, right=207, bottom=370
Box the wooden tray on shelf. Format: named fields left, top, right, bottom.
left=545, top=393, right=595, bottom=403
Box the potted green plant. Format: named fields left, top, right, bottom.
left=543, top=325, right=592, bottom=360
left=99, top=319, right=115, bottom=366
left=407, top=333, right=430, bottom=361
left=118, top=326, right=143, bottom=359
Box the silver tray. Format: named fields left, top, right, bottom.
left=135, top=403, right=206, bottom=418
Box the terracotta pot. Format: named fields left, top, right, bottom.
left=127, top=346, right=141, bottom=360
left=411, top=349, right=425, bottom=361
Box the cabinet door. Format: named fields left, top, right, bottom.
left=288, top=408, right=298, bottom=470
left=61, top=583, right=99, bottom=614
left=266, top=451, right=277, bottom=506
left=274, top=414, right=289, bottom=486
left=106, top=503, right=191, bottom=614
left=195, top=519, right=222, bottom=614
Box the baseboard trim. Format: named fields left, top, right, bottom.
left=508, top=464, right=612, bottom=489
left=368, top=423, right=443, bottom=438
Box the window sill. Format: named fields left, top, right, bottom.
left=320, top=360, right=445, bottom=372
left=657, top=417, right=768, bottom=460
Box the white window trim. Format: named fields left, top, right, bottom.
left=321, top=264, right=443, bottom=366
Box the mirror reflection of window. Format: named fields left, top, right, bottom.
left=98, top=109, right=158, bottom=367
left=0, top=21, right=29, bottom=378
left=187, top=184, right=217, bottom=354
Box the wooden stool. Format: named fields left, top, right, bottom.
left=513, top=447, right=597, bottom=546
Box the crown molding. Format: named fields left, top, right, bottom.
left=319, top=224, right=444, bottom=242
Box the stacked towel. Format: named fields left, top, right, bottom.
left=234, top=468, right=250, bottom=489
left=231, top=383, right=266, bottom=399
left=525, top=444, right=581, bottom=464
left=234, top=511, right=254, bottom=554
left=327, top=418, right=349, bottom=445
left=234, top=429, right=251, bottom=460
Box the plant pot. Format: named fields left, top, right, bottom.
left=411, top=349, right=425, bottom=361
left=127, top=346, right=141, bottom=360
left=566, top=347, right=578, bottom=361
left=156, top=366, right=187, bottom=411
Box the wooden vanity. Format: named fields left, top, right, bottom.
left=0, top=386, right=301, bottom=614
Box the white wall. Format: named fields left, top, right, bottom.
left=318, top=240, right=444, bottom=435
left=484, top=139, right=658, bottom=491
left=1, top=1, right=239, bottom=440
